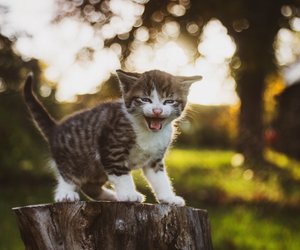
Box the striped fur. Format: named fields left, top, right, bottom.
left=24, top=73, right=56, bottom=140
left=23, top=70, right=202, bottom=205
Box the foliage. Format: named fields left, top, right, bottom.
left=264, top=74, right=285, bottom=125
left=0, top=34, right=49, bottom=175
left=176, top=104, right=238, bottom=148
left=0, top=91, right=47, bottom=175
left=0, top=32, right=42, bottom=92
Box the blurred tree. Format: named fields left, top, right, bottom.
left=55, top=0, right=300, bottom=164
left=214, top=0, right=285, bottom=164
left=204, top=0, right=299, bottom=164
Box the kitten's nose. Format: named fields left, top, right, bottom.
left=152, top=108, right=163, bottom=117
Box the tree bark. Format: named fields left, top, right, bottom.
left=13, top=201, right=213, bottom=250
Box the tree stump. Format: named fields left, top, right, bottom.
left=13, top=201, right=213, bottom=250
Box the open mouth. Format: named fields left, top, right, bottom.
left=144, top=117, right=165, bottom=131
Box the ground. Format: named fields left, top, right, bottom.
left=1, top=148, right=300, bottom=250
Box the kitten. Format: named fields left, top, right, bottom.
left=24, top=70, right=202, bottom=206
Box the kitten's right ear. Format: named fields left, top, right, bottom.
left=116, top=70, right=141, bottom=93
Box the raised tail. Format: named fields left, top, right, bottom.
left=23, top=73, right=56, bottom=140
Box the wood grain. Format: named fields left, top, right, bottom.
left=13, top=201, right=213, bottom=250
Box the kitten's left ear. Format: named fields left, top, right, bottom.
left=176, top=75, right=203, bottom=91
left=116, top=70, right=141, bottom=93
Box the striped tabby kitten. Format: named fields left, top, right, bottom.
left=24, top=70, right=202, bottom=206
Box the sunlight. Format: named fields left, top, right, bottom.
left=198, top=19, right=236, bottom=63
left=0, top=0, right=55, bottom=36
left=125, top=20, right=238, bottom=105
left=275, top=28, right=300, bottom=85
left=3, top=0, right=239, bottom=105
left=276, top=28, right=297, bottom=66
left=188, top=19, right=238, bottom=105
left=125, top=41, right=189, bottom=73
left=54, top=49, right=120, bottom=102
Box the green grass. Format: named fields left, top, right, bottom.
left=209, top=205, right=300, bottom=250
left=1, top=148, right=300, bottom=250
left=164, top=149, right=300, bottom=205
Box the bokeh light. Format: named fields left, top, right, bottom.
left=1, top=0, right=239, bottom=105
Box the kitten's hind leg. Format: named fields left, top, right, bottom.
left=81, top=183, right=117, bottom=201
left=100, top=187, right=117, bottom=201
left=54, top=175, right=80, bottom=202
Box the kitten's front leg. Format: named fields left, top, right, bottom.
left=108, top=174, right=145, bottom=202
left=143, top=161, right=185, bottom=206
left=55, top=175, right=80, bottom=202
left=101, top=149, right=144, bottom=202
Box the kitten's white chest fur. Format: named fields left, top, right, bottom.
left=128, top=123, right=172, bottom=169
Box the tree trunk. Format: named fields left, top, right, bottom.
left=237, top=71, right=265, bottom=163
left=230, top=33, right=277, bottom=165
left=13, top=201, right=213, bottom=250
left=223, top=2, right=282, bottom=165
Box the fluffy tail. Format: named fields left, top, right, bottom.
left=23, top=73, right=56, bottom=140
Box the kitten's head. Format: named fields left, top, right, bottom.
left=116, top=69, right=202, bottom=132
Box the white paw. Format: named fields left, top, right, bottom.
left=159, top=195, right=185, bottom=206
left=117, top=191, right=145, bottom=202
left=55, top=190, right=80, bottom=202
left=99, top=187, right=118, bottom=201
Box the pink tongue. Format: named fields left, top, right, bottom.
left=150, top=119, right=162, bottom=130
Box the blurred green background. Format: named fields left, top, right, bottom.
left=1, top=0, right=300, bottom=249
